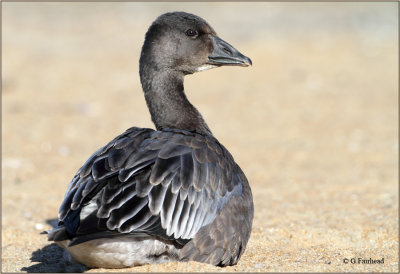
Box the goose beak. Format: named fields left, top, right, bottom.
left=207, top=35, right=252, bottom=67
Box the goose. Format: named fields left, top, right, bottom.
left=46, top=11, right=254, bottom=268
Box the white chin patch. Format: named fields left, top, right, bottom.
left=196, top=64, right=217, bottom=72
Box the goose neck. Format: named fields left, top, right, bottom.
left=140, top=68, right=211, bottom=135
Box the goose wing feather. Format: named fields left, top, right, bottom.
left=56, top=127, right=243, bottom=245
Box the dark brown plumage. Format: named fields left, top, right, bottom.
left=47, top=11, right=253, bottom=268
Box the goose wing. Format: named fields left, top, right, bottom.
left=56, top=127, right=244, bottom=245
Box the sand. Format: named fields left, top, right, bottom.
left=2, top=2, right=398, bottom=273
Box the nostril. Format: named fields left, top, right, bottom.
left=222, top=47, right=232, bottom=55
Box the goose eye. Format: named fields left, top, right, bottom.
left=185, top=29, right=198, bottom=37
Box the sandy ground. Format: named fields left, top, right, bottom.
left=2, top=2, right=398, bottom=273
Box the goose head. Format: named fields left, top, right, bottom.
left=140, top=12, right=252, bottom=75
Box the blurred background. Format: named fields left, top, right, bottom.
left=2, top=2, right=398, bottom=273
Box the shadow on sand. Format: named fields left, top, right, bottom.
left=21, top=219, right=86, bottom=273
left=21, top=244, right=86, bottom=273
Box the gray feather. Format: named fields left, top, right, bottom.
left=160, top=187, right=178, bottom=229
left=169, top=198, right=185, bottom=236
left=150, top=156, right=180, bottom=185
left=148, top=184, right=168, bottom=215
left=180, top=153, right=193, bottom=189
